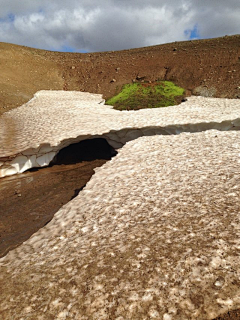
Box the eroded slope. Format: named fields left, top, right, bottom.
left=0, top=35, right=239, bottom=115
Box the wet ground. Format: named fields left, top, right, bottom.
left=0, top=138, right=116, bottom=257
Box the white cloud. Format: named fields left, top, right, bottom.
left=0, top=0, right=239, bottom=52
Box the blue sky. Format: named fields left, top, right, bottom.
left=0, top=0, right=239, bottom=52
left=60, top=45, right=77, bottom=53
left=184, top=25, right=200, bottom=40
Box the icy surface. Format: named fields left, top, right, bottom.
left=0, top=131, right=240, bottom=319
left=0, top=91, right=239, bottom=177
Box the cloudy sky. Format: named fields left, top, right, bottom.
left=0, top=0, right=239, bottom=52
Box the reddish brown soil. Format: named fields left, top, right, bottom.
left=0, top=138, right=116, bottom=258
left=0, top=160, right=106, bottom=257
left=0, top=37, right=240, bottom=319
left=0, top=35, right=239, bottom=115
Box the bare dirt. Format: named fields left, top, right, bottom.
left=0, top=36, right=240, bottom=319
left=0, top=138, right=116, bottom=258
left=0, top=35, right=239, bottom=115
left=0, top=160, right=105, bottom=257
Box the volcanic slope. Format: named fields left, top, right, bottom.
left=0, top=35, right=240, bottom=115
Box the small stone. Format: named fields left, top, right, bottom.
left=136, top=75, right=145, bottom=80
left=110, top=79, right=116, bottom=83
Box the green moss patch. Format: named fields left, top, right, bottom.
left=106, top=81, right=186, bottom=111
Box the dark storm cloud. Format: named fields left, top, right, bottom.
left=0, top=0, right=239, bottom=52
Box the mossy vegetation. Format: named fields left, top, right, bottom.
left=106, top=81, right=185, bottom=110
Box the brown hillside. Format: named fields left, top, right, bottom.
left=0, top=35, right=239, bottom=115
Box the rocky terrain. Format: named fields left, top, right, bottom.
left=0, top=35, right=239, bottom=115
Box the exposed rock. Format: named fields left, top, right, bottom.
left=136, top=75, right=145, bottom=81
left=193, top=86, right=217, bottom=97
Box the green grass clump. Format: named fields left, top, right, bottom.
left=106, top=81, right=185, bottom=110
